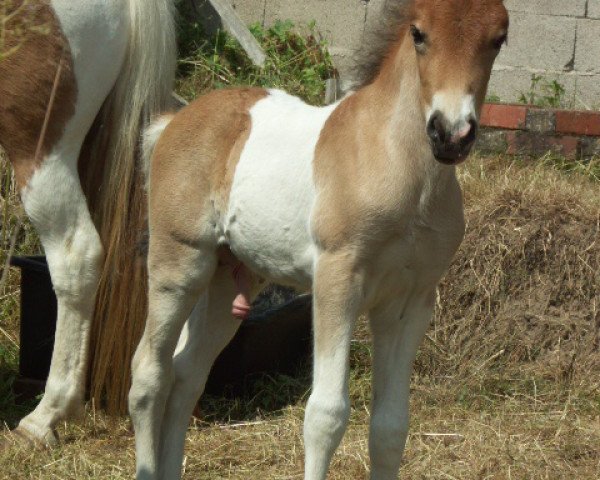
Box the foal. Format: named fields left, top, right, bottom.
left=131, top=1, right=509, bottom=478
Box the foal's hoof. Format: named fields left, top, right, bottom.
left=0, top=425, right=58, bottom=452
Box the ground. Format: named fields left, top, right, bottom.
left=1, top=153, right=599, bottom=479
left=1, top=11, right=599, bottom=479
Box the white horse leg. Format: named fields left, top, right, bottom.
left=368, top=292, right=434, bottom=480
left=129, top=241, right=217, bottom=480
left=304, top=251, right=362, bottom=480
left=8, top=1, right=129, bottom=446
left=15, top=152, right=103, bottom=445
left=158, top=266, right=252, bottom=479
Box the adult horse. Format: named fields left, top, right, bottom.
left=132, top=0, right=509, bottom=478
left=1, top=0, right=176, bottom=445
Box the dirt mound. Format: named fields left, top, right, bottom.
left=418, top=161, right=600, bottom=383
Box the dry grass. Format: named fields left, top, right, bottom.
left=1, top=154, right=599, bottom=478
left=0, top=149, right=41, bottom=427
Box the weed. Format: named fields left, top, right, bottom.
left=518, top=74, right=567, bottom=108
left=538, top=153, right=600, bottom=181
left=485, top=92, right=501, bottom=103
left=176, top=19, right=336, bottom=105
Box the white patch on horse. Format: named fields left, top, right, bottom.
left=223, top=89, right=341, bottom=288
left=427, top=92, right=476, bottom=124
left=52, top=0, right=129, bottom=136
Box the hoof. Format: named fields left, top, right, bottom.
left=0, top=425, right=58, bottom=452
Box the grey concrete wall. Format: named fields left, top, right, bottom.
left=229, top=0, right=600, bottom=109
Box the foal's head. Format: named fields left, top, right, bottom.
left=407, top=0, right=508, bottom=164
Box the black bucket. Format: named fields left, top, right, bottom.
left=204, top=294, right=312, bottom=395
left=9, top=256, right=57, bottom=400
left=9, top=256, right=312, bottom=401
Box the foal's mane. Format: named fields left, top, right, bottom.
left=351, top=0, right=412, bottom=88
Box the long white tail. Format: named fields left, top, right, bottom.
left=80, top=0, right=177, bottom=414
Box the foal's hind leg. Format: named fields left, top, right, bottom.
left=158, top=266, right=258, bottom=479
left=368, top=291, right=434, bottom=480
left=129, top=236, right=217, bottom=480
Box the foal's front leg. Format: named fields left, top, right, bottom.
left=368, top=292, right=435, bottom=480
left=304, top=250, right=363, bottom=480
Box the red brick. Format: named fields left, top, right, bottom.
left=526, top=109, right=556, bottom=133
left=580, top=137, right=600, bottom=158
left=475, top=129, right=508, bottom=154
left=549, top=136, right=579, bottom=159
left=506, top=131, right=519, bottom=155
left=508, top=132, right=579, bottom=158
left=555, top=111, right=600, bottom=136
left=481, top=104, right=527, bottom=130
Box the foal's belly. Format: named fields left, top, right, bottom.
left=224, top=163, right=317, bottom=288
left=222, top=90, right=337, bottom=288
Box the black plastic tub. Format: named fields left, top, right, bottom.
left=204, top=294, right=312, bottom=395
left=10, top=256, right=312, bottom=401
left=9, top=256, right=57, bottom=401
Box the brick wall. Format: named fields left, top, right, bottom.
left=228, top=0, right=600, bottom=109
left=477, top=104, right=600, bottom=158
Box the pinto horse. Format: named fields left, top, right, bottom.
left=132, top=0, right=509, bottom=478
left=0, top=0, right=176, bottom=445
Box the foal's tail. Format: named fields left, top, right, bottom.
left=142, top=113, right=176, bottom=184
left=79, top=0, right=177, bottom=414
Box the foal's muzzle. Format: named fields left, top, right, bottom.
left=426, top=111, right=478, bottom=165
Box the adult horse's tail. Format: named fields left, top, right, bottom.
left=79, top=0, right=177, bottom=414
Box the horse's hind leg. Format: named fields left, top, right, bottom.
left=2, top=1, right=128, bottom=447
left=158, top=265, right=257, bottom=479
left=129, top=233, right=218, bottom=480
left=14, top=150, right=103, bottom=446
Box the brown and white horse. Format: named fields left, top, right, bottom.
left=132, top=0, right=509, bottom=478
left=1, top=0, right=176, bottom=445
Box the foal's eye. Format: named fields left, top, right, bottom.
left=493, top=34, right=508, bottom=50
left=410, top=25, right=426, bottom=47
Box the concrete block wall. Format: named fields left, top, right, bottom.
left=492, top=0, right=600, bottom=109
left=229, top=0, right=600, bottom=110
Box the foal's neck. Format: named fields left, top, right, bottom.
left=358, top=35, right=453, bottom=183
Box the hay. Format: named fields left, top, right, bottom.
left=1, top=156, right=599, bottom=478
left=420, top=156, right=600, bottom=385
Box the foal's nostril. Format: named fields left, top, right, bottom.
left=427, top=111, right=446, bottom=143
left=461, top=118, right=478, bottom=146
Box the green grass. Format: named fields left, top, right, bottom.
left=538, top=153, right=600, bottom=181
left=176, top=19, right=336, bottom=105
